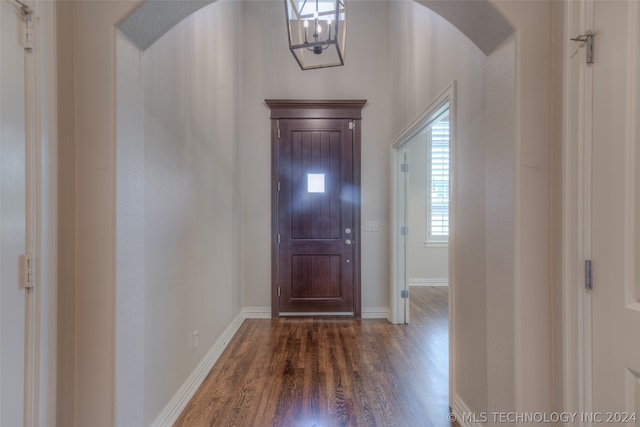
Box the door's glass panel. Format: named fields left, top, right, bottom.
left=307, top=173, right=325, bottom=193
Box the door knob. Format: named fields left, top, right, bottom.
left=345, top=239, right=352, bottom=245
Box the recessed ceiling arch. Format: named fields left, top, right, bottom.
left=118, top=0, right=513, bottom=55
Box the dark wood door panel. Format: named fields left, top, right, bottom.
left=290, top=129, right=342, bottom=240
left=268, top=100, right=365, bottom=317
left=277, top=119, right=354, bottom=314
left=291, top=255, right=341, bottom=298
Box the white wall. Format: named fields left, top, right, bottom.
left=140, top=2, right=242, bottom=424
left=495, top=0, right=553, bottom=414
left=116, top=32, right=146, bottom=427
left=71, top=2, right=136, bottom=424
left=55, top=3, right=76, bottom=424
left=239, top=0, right=392, bottom=310
left=404, top=130, right=448, bottom=283
left=483, top=36, right=517, bottom=415
left=57, top=0, right=244, bottom=425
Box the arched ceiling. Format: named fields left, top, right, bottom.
left=119, top=0, right=513, bottom=56
left=118, top=0, right=208, bottom=51
left=416, top=0, right=513, bottom=55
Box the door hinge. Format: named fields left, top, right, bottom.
left=585, top=260, right=593, bottom=290
left=277, top=181, right=281, bottom=191
left=20, top=253, right=35, bottom=289
left=277, top=234, right=281, bottom=244
left=570, top=32, right=595, bottom=65
left=401, top=289, right=409, bottom=299
left=277, top=287, right=281, bottom=297
left=349, top=121, right=355, bottom=130
left=401, top=163, right=409, bottom=173
left=277, top=120, right=281, bottom=139
left=401, top=226, right=408, bottom=236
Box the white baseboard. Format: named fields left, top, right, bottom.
left=243, top=306, right=271, bottom=319
left=409, top=278, right=448, bottom=287
left=451, top=394, right=483, bottom=427
left=151, top=311, right=245, bottom=427
left=362, top=307, right=389, bottom=319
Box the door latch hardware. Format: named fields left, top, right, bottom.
left=401, top=289, right=409, bottom=299
left=570, top=32, right=595, bottom=65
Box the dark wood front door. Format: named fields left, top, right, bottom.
left=268, top=100, right=365, bottom=317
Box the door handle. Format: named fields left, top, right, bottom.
left=345, top=239, right=352, bottom=245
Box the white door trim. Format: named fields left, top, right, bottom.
left=24, top=1, right=58, bottom=425
left=38, top=2, right=58, bottom=425
left=562, top=0, right=594, bottom=417
left=389, top=80, right=456, bottom=400
left=24, top=1, right=39, bottom=423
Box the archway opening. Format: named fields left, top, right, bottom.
left=114, top=0, right=516, bottom=424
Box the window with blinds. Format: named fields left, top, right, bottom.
left=427, top=115, right=449, bottom=243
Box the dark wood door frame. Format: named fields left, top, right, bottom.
left=267, top=100, right=366, bottom=318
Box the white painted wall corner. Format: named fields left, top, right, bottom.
left=151, top=311, right=245, bottom=427
left=451, top=394, right=483, bottom=427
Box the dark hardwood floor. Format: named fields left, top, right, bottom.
left=175, top=286, right=449, bottom=426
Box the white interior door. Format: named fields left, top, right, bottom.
left=1, top=1, right=28, bottom=425
left=590, top=0, right=640, bottom=419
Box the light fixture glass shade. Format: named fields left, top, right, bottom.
left=285, top=0, right=347, bottom=70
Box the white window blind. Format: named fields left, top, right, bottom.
left=427, top=119, right=449, bottom=242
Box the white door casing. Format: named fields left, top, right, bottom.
left=391, top=83, right=455, bottom=325
left=565, top=0, right=640, bottom=421
left=0, top=0, right=28, bottom=425
left=390, top=81, right=456, bottom=406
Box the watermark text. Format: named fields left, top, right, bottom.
left=448, top=411, right=638, bottom=424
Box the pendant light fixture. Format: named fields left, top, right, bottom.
left=284, top=0, right=347, bottom=70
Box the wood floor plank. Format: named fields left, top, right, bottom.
left=174, top=287, right=449, bottom=427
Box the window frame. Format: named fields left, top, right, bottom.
left=424, top=107, right=450, bottom=247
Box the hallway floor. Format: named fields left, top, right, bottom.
left=175, top=286, right=449, bottom=426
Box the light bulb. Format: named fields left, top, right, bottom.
left=328, top=17, right=333, bottom=25
left=317, top=25, right=322, bottom=34
left=313, top=11, right=318, bottom=19
left=304, top=20, right=308, bottom=28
